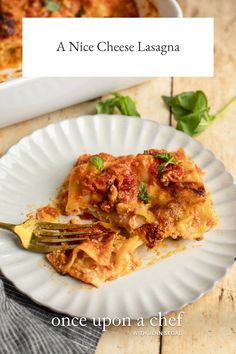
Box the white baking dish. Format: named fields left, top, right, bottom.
left=0, top=0, right=182, bottom=128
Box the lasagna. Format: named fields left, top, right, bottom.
left=46, top=148, right=218, bottom=287
left=0, top=0, right=159, bottom=81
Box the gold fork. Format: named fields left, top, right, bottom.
left=0, top=219, right=114, bottom=253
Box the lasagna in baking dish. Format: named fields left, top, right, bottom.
left=0, top=0, right=159, bottom=81
left=46, top=148, right=218, bottom=287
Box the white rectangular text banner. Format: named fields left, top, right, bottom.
left=23, top=18, right=214, bottom=77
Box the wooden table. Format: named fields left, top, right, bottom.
left=0, top=0, right=236, bottom=353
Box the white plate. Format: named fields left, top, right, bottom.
left=0, top=0, right=182, bottom=128
left=0, top=115, right=235, bottom=319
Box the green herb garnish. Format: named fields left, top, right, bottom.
left=162, top=91, right=236, bottom=137
left=155, top=153, right=181, bottom=177
left=138, top=182, right=150, bottom=204
left=96, top=93, right=140, bottom=117
left=44, top=0, right=60, bottom=12
left=90, top=156, right=104, bottom=171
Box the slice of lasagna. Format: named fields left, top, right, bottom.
left=46, top=148, right=218, bottom=287
left=47, top=230, right=143, bottom=287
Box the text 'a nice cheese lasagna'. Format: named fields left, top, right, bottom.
left=46, top=148, right=218, bottom=287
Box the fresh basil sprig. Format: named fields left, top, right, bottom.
left=162, top=91, right=236, bottom=137
left=44, top=0, right=60, bottom=12
left=90, top=156, right=104, bottom=171
left=138, top=182, right=150, bottom=204
left=155, top=153, right=181, bottom=177
left=96, top=93, right=140, bottom=117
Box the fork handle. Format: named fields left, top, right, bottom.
left=0, top=222, right=15, bottom=232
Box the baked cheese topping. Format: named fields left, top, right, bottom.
left=45, top=148, right=218, bottom=287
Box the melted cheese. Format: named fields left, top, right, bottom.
left=46, top=148, right=218, bottom=287
left=47, top=234, right=143, bottom=287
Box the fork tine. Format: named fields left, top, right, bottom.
left=37, top=222, right=99, bottom=230
left=33, top=236, right=89, bottom=243
left=27, top=243, right=78, bottom=253
left=34, top=230, right=113, bottom=237
left=34, top=230, right=109, bottom=236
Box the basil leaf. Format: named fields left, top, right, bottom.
left=138, top=182, right=150, bottom=204
left=96, top=92, right=140, bottom=117
left=162, top=91, right=236, bottom=137
left=114, top=93, right=140, bottom=117
left=44, top=0, right=60, bottom=12
left=90, top=156, right=104, bottom=171
left=154, top=153, right=174, bottom=160
left=157, top=162, right=169, bottom=177
left=96, top=98, right=117, bottom=114
left=154, top=153, right=181, bottom=177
